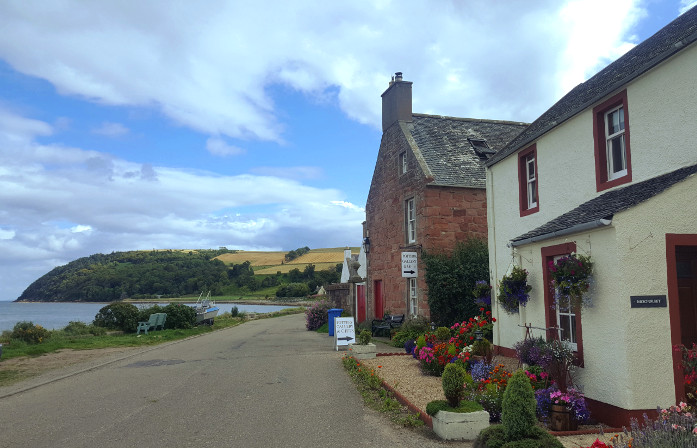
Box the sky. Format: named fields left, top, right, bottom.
left=0, top=0, right=695, bottom=301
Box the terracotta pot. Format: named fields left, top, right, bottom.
left=549, top=404, right=578, bottom=431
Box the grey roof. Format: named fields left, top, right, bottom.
left=487, top=5, right=697, bottom=167
left=511, top=163, right=697, bottom=243
left=409, top=114, right=527, bottom=188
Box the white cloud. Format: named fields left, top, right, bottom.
left=681, top=1, right=697, bottom=14
left=92, top=121, right=129, bottom=137
left=205, top=137, right=245, bottom=157
left=0, top=108, right=363, bottom=299
left=0, top=0, right=649, bottom=142
left=250, top=166, right=323, bottom=180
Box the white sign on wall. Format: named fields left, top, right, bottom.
left=401, top=252, right=418, bottom=278
left=334, top=317, right=355, bottom=351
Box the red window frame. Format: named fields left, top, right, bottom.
left=542, top=242, right=584, bottom=367
left=518, top=144, right=539, bottom=217
left=593, top=90, right=632, bottom=192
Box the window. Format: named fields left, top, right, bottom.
left=593, top=90, right=632, bottom=192
left=399, top=151, right=407, bottom=175
left=406, top=198, right=416, bottom=243
left=518, top=144, right=539, bottom=216
left=409, top=278, right=418, bottom=316
left=554, top=256, right=578, bottom=351
left=542, top=242, right=584, bottom=366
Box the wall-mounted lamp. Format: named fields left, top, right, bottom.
left=363, top=236, right=371, bottom=254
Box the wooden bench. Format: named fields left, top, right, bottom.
left=371, top=314, right=405, bottom=339
left=136, top=313, right=167, bottom=334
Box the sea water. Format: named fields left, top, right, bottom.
left=0, top=301, right=292, bottom=332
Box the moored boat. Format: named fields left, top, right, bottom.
left=194, top=291, right=219, bottom=325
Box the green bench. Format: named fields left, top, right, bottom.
left=136, top=313, right=167, bottom=334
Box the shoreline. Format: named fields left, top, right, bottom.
left=11, top=299, right=311, bottom=307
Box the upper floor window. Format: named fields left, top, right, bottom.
left=406, top=197, right=415, bottom=243
left=517, top=144, right=539, bottom=217
left=399, top=151, right=407, bottom=175
left=593, top=90, right=632, bottom=192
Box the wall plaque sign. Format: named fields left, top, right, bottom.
left=630, top=295, right=667, bottom=308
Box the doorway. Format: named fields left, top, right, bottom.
left=667, top=235, right=697, bottom=402
left=374, top=280, right=383, bottom=320
left=356, top=284, right=366, bottom=323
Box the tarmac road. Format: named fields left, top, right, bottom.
left=0, top=313, right=466, bottom=447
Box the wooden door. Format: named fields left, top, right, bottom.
left=356, top=284, right=366, bottom=323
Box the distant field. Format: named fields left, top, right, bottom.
left=215, top=247, right=359, bottom=267
left=255, top=262, right=340, bottom=274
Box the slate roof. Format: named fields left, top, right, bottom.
left=511, top=163, right=697, bottom=244
left=409, top=114, right=527, bottom=188
left=487, top=5, right=697, bottom=167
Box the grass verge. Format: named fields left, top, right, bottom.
left=342, top=355, right=425, bottom=428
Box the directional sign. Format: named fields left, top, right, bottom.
left=334, top=317, right=355, bottom=351
left=401, top=252, right=418, bottom=278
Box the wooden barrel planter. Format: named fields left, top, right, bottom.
left=549, top=404, right=578, bottom=431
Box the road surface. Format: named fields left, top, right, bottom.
left=0, top=314, right=465, bottom=447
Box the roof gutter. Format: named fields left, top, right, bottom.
left=508, top=218, right=612, bottom=248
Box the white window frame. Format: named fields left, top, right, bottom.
left=605, top=105, right=627, bottom=180
left=553, top=255, right=578, bottom=351
left=406, top=198, right=416, bottom=243
left=409, top=278, right=418, bottom=316
left=525, top=154, right=537, bottom=209
left=399, top=151, right=407, bottom=175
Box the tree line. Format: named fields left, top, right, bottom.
left=17, top=249, right=341, bottom=302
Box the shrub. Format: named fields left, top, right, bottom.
left=472, top=338, right=493, bottom=357
left=423, top=238, right=489, bottom=326
left=63, top=321, right=106, bottom=336
left=162, top=303, right=197, bottom=329
left=229, top=306, right=239, bottom=317
left=391, top=316, right=430, bottom=348
left=93, top=302, right=139, bottom=332
left=137, top=304, right=165, bottom=323
left=276, top=282, right=311, bottom=298
left=305, top=300, right=332, bottom=331
left=443, top=363, right=468, bottom=407
left=435, top=326, right=451, bottom=341
left=11, top=321, right=50, bottom=344
left=610, top=402, right=696, bottom=448
left=357, top=330, right=372, bottom=345
left=501, top=370, right=538, bottom=440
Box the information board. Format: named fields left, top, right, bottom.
left=401, top=252, right=418, bottom=278
left=334, top=317, right=356, bottom=351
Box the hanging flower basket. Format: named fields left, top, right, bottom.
left=497, top=266, right=532, bottom=314
left=472, top=280, right=492, bottom=307
left=548, top=253, right=593, bottom=310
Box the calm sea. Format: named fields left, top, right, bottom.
left=0, top=302, right=293, bottom=332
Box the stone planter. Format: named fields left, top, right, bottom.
left=432, top=410, right=490, bottom=441
left=349, top=343, right=376, bottom=359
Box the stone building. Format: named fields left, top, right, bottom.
left=364, top=73, right=526, bottom=321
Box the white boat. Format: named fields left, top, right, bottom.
left=194, top=292, right=219, bottom=325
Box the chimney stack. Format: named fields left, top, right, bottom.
left=381, top=71, right=412, bottom=132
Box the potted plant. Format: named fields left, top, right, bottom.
left=426, top=363, right=490, bottom=440
left=546, top=387, right=590, bottom=431
left=473, top=280, right=492, bottom=307
left=549, top=253, right=593, bottom=310
left=349, top=329, right=377, bottom=359
left=497, top=266, right=532, bottom=314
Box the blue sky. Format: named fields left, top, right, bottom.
left=0, top=0, right=694, bottom=300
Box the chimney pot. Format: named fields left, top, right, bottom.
left=395, top=72, right=403, bottom=81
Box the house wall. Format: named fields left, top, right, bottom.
left=487, top=40, right=697, bottom=422
left=366, top=126, right=489, bottom=320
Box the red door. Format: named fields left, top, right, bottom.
left=374, top=280, right=383, bottom=319
left=356, top=284, right=366, bottom=323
